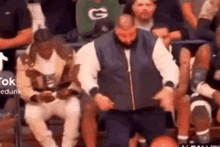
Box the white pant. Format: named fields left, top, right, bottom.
left=25, top=97, right=81, bottom=147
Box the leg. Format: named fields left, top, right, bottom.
left=191, top=94, right=211, bottom=144
left=81, top=97, right=99, bottom=147
left=176, top=95, right=190, bottom=144
left=129, top=133, right=139, bottom=147
left=57, top=98, right=81, bottom=147
left=25, top=103, right=57, bottom=147
left=135, top=108, right=167, bottom=144
left=103, top=111, right=133, bottom=147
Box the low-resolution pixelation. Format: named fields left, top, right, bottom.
left=1, top=0, right=220, bottom=147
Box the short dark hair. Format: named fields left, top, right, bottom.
left=150, top=23, right=170, bottom=32
left=34, top=28, right=53, bottom=42
left=132, top=0, right=158, bottom=5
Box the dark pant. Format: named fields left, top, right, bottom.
left=103, top=107, right=167, bottom=147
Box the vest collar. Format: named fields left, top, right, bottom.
left=113, top=30, right=139, bottom=53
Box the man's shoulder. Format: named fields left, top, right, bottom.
left=17, top=52, right=33, bottom=68
left=138, top=29, right=157, bottom=42
left=94, top=31, right=114, bottom=46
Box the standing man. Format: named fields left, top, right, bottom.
left=151, top=23, right=191, bottom=145
left=77, top=14, right=179, bottom=147
left=16, top=29, right=81, bottom=147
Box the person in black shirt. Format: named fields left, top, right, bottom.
left=0, top=0, right=32, bottom=72
left=0, top=0, right=32, bottom=110
left=189, top=26, right=220, bottom=144
left=123, top=0, right=185, bottom=40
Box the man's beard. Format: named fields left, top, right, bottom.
left=115, top=36, right=138, bottom=49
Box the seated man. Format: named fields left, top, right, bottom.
left=189, top=26, right=220, bottom=144
left=123, top=0, right=183, bottom=40
left=16, top=29, right=81, bottom=147
left=151, top=23, right=191, bottom=145
left=76, top=0, right=120, bottom=42
left=179, top=0, right=206, bottom=39
left=196, top=0, right=220, bottom=41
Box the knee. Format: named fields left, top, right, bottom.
left=191, top=106, right=210, bottom=126
left=66, top=98, right=81, bottom=117
left=82, top=100, right=97, bottom=117
left=25, top=104, right=42, bottom=123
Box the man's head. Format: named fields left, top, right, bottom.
left=94, top=0, right=103, bottom=4
left=132, top=0, right=157, bottom=23
left=34, top=29, right=55, bottom=60
left=115, top=14, right=137, bottom=48
left=151, top=23, right=171, bottom=49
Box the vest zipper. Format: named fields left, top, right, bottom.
left=124, top=50, right=136, bottom=110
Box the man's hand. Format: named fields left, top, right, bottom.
left=212, top=90, right=220, bottom=106
left=94, top=93, right=114, bottom=111
left=56, top=88, right=72, bottom=100
left=154, top=87, right=175, bottom=111
left=39, top=91, right=55, bottom=103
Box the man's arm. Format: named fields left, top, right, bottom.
left=170, top=30, right=182, bottom=41
left=0, top=28, right=32, bottom=50
left=0, top=0, right=32, bottom=50
left=16, top=57, right=40, bottom=102
left=76, top=41, right=100, bottom=96
left=76, top=41, right=114, bottom=110
left=153, top=38, right=180, bottom=88
left=152, top=38, right=180, bottom=110
left=181, top=2, right=198, bottom=29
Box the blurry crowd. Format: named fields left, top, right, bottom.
left=1, top=0, right=220, bottom=147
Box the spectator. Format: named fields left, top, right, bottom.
left=77, top=14, right=179, bottom=147
left=0, top=0, right=32, bottom=118
left=179, top=0, right=206, bottom=29
left=151, top=23, right=191, bottom=145
left=123, top=0, right=184, bottom=40
left=27, top=0, right=47, bottom=33
left=76, top=0, right=120, bottom=42
left=189, top=27, right=220, bottom=144
left=196, top=0, right=220, bottom=41
left=16, top=29, right=81, bottom=147
left=40, top=0, right=76, bottom=35
left=0, top=0, right=32, bottom=73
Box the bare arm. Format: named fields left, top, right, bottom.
left=170, top=30, right=182, bottom=41
left=0, top=28, right=32, bottom=50
left=175, top=48, right=191, bottom=98
left=181, top=2, right=198, bottom=29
